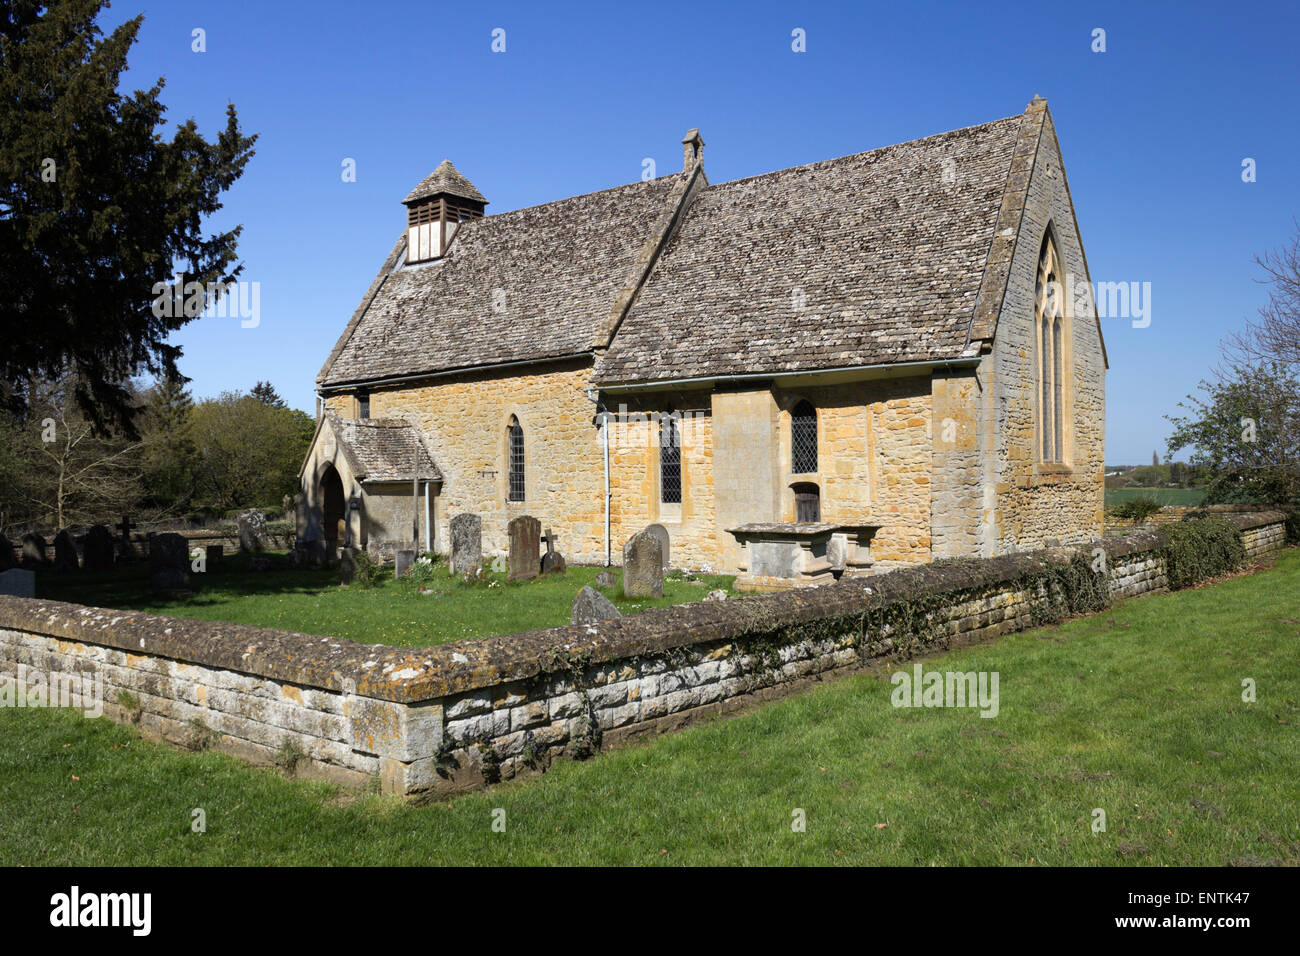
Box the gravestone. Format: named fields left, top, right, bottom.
left=508, top=515, right=541, bottom=581
left=282, top=494, right=294, bottom=523
left=622, top=530, right=663, bottom=598
left=0, top=534, right=16, bottom=572
left=595, top=569, right=617, bottom=588
left=339, top=547, right=357, bottom=585
left=84, top=525, right=115, bottom=571
left=449, top=514, right=482, bottom=577
left=0, top=568, right=35, bottom=598
left=237, top=510, right=270, bottom=552
left=395, top=549, right=416, bottom=578
left=52, top=530, right=79, bottom=572
left=540, top=527, right=566, bottom=574
left=116, top=515, right=138, bottom=563
left=643, top=523, right=671, bottom=572
left=571, top=586, right=622, bottom=626
left=149, top=532, right=191, bottom=591
left=704, top=589, right=728, bottom=602
left=205, top=545, right=223, bottom=571
left=20, top=533, right=46, bottom=569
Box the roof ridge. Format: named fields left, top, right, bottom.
left=702, top=115, right=1022, bottom=192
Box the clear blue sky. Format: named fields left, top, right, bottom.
left=102, top=0, right=1300, bottom=465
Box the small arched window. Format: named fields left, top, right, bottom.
left=791, top=400, right=818, bottom=473
left=507, top=416, right=525, bottom=501
left=660, top=409, right=682, bottom=504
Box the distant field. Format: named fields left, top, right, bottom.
left=1105, top=487, right=1207, bottom=507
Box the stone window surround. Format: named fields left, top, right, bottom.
left=1035, top=226, right=1074, bottom=468
left=778, top=392, right=826, bottom=521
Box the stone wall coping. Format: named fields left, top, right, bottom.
left=0, top=513, right=1285, bottom=705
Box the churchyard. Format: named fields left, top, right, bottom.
left=2, top=546, right=1296, bottom=866
left=32, top=549, right=737, bottom=647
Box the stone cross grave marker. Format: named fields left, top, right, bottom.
left=508, top=515, right=541, bottom=581
left=622, top=530, right=663, bottom=598
left=540, top=527, right=566, bottom=574
left=449, top=513, right=482, bottom=577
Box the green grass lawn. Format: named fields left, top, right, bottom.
left=1105, top=487, right=1207, bottom=507
left=3, top=550, right=1297, bottom=866
left=33, top=554, right=737, bottom=646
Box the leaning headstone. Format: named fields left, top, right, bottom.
left=643, top=523, right=671, bottom=572
left=0, top=568, right=35, bottom=598
left=83, top=525, right=115, bottom=571
left=449, top=513, right=482, bottom=577
left=571, top=586, right=623, bottom=625
left=20, top=533, right=46, bottom=569
left=0, top=534, right=16, bottom=572
left=149, top=532, right=191, bottom=591
left=52, top=529, right=79, bottom=572
left=622, top=530, right=663, bottom=598
left=237, top=509, right=270, bottom=552
left=508, top=515, right=541, bottom=581
left=595, top=569, right=617, bottom=588
left=395, top=549, right=416, bottom=578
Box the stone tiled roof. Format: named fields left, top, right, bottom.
left=318, top=174, right=685, bottom=387
left=334, top=416, right=441, bottom=482
left=592, top=116, right=1023, bottom=384
left=402, top=159, right=488, bottom=205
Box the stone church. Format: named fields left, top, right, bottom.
left=299, top=96, right=1106, bottom=580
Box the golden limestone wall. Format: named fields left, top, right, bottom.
left=990, top=114, right=1106, bottom=550
left=605, top=378, right=934, bottom=573
left=606, top=391, right=719, bottom=571
left=332, top=359, right=608, bottom=563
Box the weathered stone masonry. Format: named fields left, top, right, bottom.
left=0, top=513, right=1285, bottom=795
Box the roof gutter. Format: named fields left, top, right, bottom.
left=317, top=352, right=592, bottom=394
left=594, top=356, right=981, bottom=393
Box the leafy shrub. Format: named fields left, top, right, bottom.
left=1109, top=497, right=1163, bottom=524
left=350, top=550, right=384, bottom=589
left=403, top=554, right=441, bottom=591
left=1162, top=518, right=1245, bottom=590
left=1282, top=506, right=1300, bottom=544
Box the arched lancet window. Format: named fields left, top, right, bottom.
left=660, top=409, right=682, bottom=505
left=791, top=400, right=818, bottom=473
left=507, top=416, right=525, bottom=501
left=1035, top=234, right=1069, bottom=463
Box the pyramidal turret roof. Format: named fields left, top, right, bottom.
left=402, top=159, right=488, bottom=206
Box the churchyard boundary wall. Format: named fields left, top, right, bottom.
left=0, top=512, right=1287, bottom=796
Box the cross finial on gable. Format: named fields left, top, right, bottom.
left=681, top=128, right=705, bottom=172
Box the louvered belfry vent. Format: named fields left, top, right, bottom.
left=402, top=159, right=487, bottom=263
